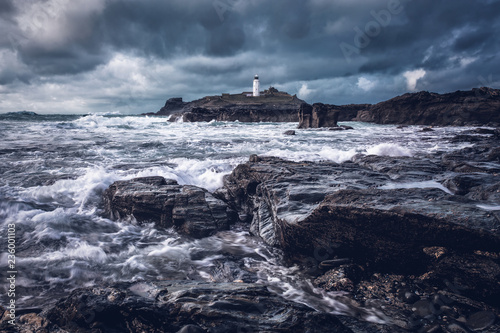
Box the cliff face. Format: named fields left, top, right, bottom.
left=357, top=87, right=500, bottom=126
left=176, top=104, right=301, bottom=123
left=298, top=103, right=339, bottom=128
left=142, top=97, right=188, bottom=116
left=328, top=104, right=372, bottom=121
left=150, top=88, right=306, bottom=122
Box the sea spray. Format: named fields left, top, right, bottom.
left=0, top=114, right=476, bottom=314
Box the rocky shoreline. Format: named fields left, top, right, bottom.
left=148, top=87, right=500, bottom=127
left=4, top=126, right=499, bottom=332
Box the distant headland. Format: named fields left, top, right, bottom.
left=145, top=76, right=500, bottom=126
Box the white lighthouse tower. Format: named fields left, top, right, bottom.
left=253, top=74, right=260, bottom=97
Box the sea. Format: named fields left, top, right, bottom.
left=0, top=112, right=475, bottom=322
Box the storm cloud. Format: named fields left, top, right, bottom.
left=0, top=0, right=499, bottom=113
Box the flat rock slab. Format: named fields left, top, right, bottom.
left=221, top=155, right=500, bottom=307
left=290, top=187, right=500, bottom=269
left=103, top=176, right=233, bottom=238
left=40, top=282, right=353, bottom=333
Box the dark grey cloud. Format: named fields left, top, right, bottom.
left=0, top=0, right=15, bottom=16
left=0, top=0, right=499, bottom=113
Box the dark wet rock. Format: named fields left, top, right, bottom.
left=221, top=141, right=500, bottom=325
left=421, top=252, right=500, bottom=307
left=488, top=147, right=500, bottom=162
left=440, top=132, right=500, bottom=204
left=402, top=291, right=420, bottom=304
left=319, top=258, right=351, bottom=268
left=297, top=103, right=313, bottom=128
left=248, top=154, right=260, bottom=162
left=333, top=271, right=500, bottom=333
left=352, top=154, right=444, bottom=180
left=314, top=264, right=364, bottom=292
left=471, top=128, right=497, bottom=135
left=412, top=299, right=437, bottom=317
left=298, top=103, right=339, bottom=129
left=466, top=311, right=496, bottom=330
left=441, top=173, right=500, bottom=196
left=222, top=156, right=499, bottom=261
left=177, top=325, right=206, bottom=333
left=103, top=176, right=233, bottom=238
left=448, top=134, right=486, bottom=143
left=327, top=104, right=372, bottom=122
left=292, top=188, right=500, bottom=273
left=222, top=156, right=393, bottom=244
left=442, top=132, right=500, bottom=172
left=283, top=130, right=296, bottom=135
left=151, top=97, right=188, bottom=116
left=355, top=87, right=500, bottom=126
left=40, top=281, right=353, bottom=333
left=422, top=127, right=435, bottom=132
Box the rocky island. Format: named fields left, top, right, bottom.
left=145, top=87, right=307, bottom=123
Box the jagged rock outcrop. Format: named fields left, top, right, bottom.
left=175, top=106, right=301, bottom=123
left=143, top=97, right=187, bottom=116
left=221, top=156, right=500, bottom=267
left=103, top=176, right=234, bottom=238
left=297, top=103, right=313, bottom=128
left=329, top=104, right=372, bottom=122
left=217, top=129, right=500, bottom=331
left=356, top=87, right=500, bottom=126
left=298, top=103, right=339, bottom=128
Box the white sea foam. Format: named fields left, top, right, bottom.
left=263, top=147, right=358, bottom=163
left=72, top=114, right=166, bottom=130
left=379, top=180, right=453, bottom=194
left=476, top=204, right=500, bottom=211
left=66, top=242, right=108, bottom=263
left=366, top=143, right=412, bottom=157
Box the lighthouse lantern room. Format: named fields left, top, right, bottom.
left=253, top=75, right=260, bottom=97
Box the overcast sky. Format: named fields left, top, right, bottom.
left=1, top=0, right=499, bottom=114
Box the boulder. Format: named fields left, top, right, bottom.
left=298, top=103, right=339, bottom=128
left=103, top=176, right=233, bottom=238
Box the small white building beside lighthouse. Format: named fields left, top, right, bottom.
left=253, top=75, right=260, bottom=97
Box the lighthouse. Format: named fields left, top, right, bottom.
left=253, top=75, right=260, bottom=97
